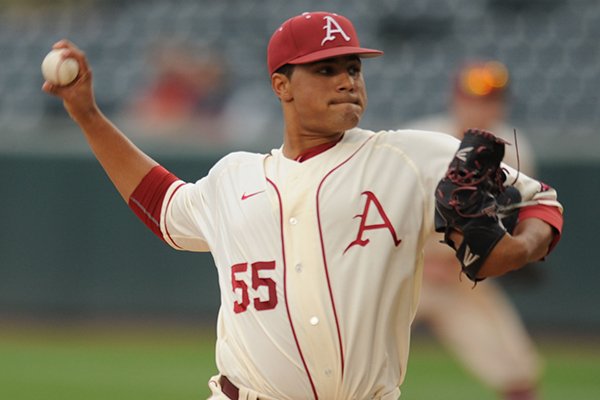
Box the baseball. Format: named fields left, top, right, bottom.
left=41, top=49, right=79, bottom=86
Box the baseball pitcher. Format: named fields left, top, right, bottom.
left=42, top=11, right=563, bottom=400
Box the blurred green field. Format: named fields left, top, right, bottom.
left=0, top=324, right=599, bottom=400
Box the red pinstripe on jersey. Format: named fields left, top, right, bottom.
left=266, top=177, right=319, bottom=400
left=162, top=182, right=186, bottom=249
left=315, top=134, right=375, bottom=378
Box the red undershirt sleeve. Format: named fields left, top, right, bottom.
left=518, top=204, right=564, bottom=255
left=128, top=165, right=180, bottom=240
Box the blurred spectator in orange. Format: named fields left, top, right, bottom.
left=408, top=60, right=535, bottom=173
left=404, top=60, right=543, bottom=400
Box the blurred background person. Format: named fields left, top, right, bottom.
left=407, top=60, right=534, bottom=174
left=404, top=60, right=543, bottom=400
left=122, top=38, right=276, bottom=150
left=124, top=39, right=232, bottom=144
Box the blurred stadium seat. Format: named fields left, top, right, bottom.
left=0, top=0, right=597, bottom=156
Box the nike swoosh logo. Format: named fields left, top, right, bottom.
left=241, top=190, right=265, bottom=201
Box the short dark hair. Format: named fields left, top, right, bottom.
left=274, top=64, right=295, bottom=79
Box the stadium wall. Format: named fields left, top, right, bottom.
left=0, top=153, right=595, bottom=332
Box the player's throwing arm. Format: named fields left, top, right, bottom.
left=42, top=40, right=158, bottom=201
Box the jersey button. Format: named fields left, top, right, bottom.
left=295, top=263, right=302, bottom=272
left=289, top=217, right=298, bottom=225
left=309, top=316, right=319, bottom=325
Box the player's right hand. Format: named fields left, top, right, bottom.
left=42, top=40, right=99, bottom=125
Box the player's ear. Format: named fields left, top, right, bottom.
left=271, top=73, right=293, bottom=102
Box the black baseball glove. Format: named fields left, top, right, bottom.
left=434, top=129, right=521, bottom=282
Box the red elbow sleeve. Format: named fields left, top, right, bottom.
left=128, top=165, right=180, bottom=240
left=518, top=204, right=564, bottom=254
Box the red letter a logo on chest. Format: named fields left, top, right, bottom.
left=344, top=191, right=402, bottom=254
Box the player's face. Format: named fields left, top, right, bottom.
left=284, top=55, right=367, bottom=135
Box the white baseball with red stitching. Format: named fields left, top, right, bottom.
left=41, top=49, right=79, bottom=86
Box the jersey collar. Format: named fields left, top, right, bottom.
left=294, top=134, right=345, bottom=163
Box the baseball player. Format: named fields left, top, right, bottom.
left=42, top=11, right=563, bottom=400
left=406, top=61, right=543, bottom=400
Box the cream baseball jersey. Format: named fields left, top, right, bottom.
left=158, top=128, right=560, bottom=400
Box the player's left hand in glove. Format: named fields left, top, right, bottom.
left=434, top=129, right=521, bottom=282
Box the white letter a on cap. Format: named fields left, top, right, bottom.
left=321, top=16, right=351, bottom=46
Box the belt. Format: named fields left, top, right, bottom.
left=219, top=375, right=240, bottom=400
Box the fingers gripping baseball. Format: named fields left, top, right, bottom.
left=42, top=40, right=89, bottom=89
left=42, top=40, right=98, bottom=123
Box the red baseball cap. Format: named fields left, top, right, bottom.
left=267, top=11, right=383, bottom=75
